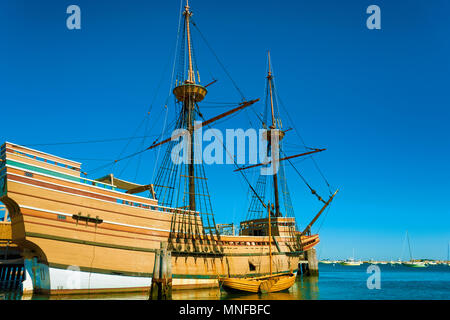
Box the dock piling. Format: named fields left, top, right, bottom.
left=304, top=248, right=319, bottom=276
left=149, top=242, right=172, bottom=300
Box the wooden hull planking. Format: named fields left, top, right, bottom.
left=0, top=142, right=319, bottom=294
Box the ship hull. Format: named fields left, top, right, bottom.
left=0, top=142, right=319, bottom=295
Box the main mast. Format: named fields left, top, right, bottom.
left=173, top=0, right=208, bottom=212
left=266, top=52, right=283, bottom=217
left=153, top=0, right=259, bottom=252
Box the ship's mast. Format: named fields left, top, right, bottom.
left=185, top=0, right=195, bottom=84
left=268, top=202, right=273, bottom=275
left=267, top=52, right=282, bottom=217
left=173, top=0, right=208, bottom=212
left=154, top=0, right=259, bottom=252
left=185, top=1, right=196, bottom=211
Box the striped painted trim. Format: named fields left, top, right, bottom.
left=5, top=158, right=160, bottom=206
left=7, top=173, right=171, bottom=214
left=6, top=154, right=81, bottom=178
left=5, top=142, right=82, bottom=165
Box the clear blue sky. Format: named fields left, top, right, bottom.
left=1, top=0, right=449, bottom=260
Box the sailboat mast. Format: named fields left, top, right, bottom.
left=447, top=242, right=449, bottom=264
left=267, top=52, right=281, bottom=217
left=407, top=231, right=413, bottom=261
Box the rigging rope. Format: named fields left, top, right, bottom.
left=22, top=135, right=159, bottom=147
left=195, top=112, right=267, bottom=210
left=316, top=201, right=332, bottom=233
left=84, top=99, right=245, bottom=176
left=281, top=150, right=326, bottom=204
left=274, top=87, right=333, bottom=194
left=190, top=19, right=246, bottom=101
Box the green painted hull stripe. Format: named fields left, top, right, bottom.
left=5, top=159, right=113, bottom=190
left=7, top=159, right=81, bottom=183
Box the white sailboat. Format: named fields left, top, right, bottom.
left=402, top=231, right=427, bottom=268
left=340, top=249, right=362, bottom=266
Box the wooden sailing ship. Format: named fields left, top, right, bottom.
left=0, top=0, right=334, bottom=295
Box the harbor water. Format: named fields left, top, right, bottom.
left=1, top=263, right=449, bottom=300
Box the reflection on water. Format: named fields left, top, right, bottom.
left=1, top=275, right=319, bottom=300
left=4, top=264, right=448, bottom=300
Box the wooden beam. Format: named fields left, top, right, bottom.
left=234, top=148, right=326, bottom=172
left=204, top=79, right=218, bottom=88
left=301, top=189, right=339, bottom=235
left=146, top=99, right=259, bottom=151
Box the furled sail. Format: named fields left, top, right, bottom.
left=96, top=174, right=155, bottom=197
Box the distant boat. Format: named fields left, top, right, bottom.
left=403, top=261, right=427, bottom=268
left=340, top=249, right=362, bottom=266
left=390, top=259, right=402, bottom=265
left=319, top=259, right=333, bottom=264
left=402, top=231, right=428, bottom=268
left=340, top=260, right=362, bottom=266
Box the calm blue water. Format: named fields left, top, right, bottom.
left=300, top=263, right=450, bottom=300
left=1, top=263, right=449, bottom=300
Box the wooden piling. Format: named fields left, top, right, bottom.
left=149, top=242, right=172, bottom=300
left=304, top=248, right=319, bottom=276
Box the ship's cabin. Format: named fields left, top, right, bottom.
left=239, top=216, right=297, bottom=237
